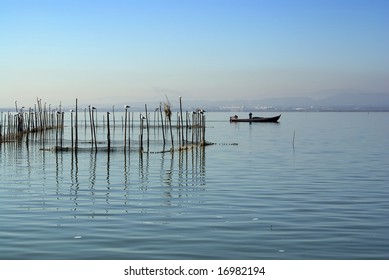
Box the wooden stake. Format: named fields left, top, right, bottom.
left=70, top=109, right=74, bottom=150
left=75, top=99, right=78, bottom=151
left=107, top=112, right=111, bottom=150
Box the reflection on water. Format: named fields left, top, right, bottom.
left=3, top=140, right=207, bottom=219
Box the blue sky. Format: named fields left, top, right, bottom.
left=1, top=0, right=388, bottom=106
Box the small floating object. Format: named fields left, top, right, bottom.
left=74, top=236, right=82, bottom=239
left=278, top=249, right=285, bottom=253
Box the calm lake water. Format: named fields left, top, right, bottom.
left=1, top=112, right=388, bottom=259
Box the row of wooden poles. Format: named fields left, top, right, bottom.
left=0, top=98, right=64, bottom=144
left=0, top=97, right=207, bottom=153
left=75, top=97, right=207, bottom=152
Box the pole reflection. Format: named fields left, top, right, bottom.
left=1, top=134, right=207, bottom=220
left=61, top=147, right=207, bottom=219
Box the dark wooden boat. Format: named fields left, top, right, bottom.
left=229, top=114, right=281, bottom=123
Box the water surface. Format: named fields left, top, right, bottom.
left=1, top=112, right=388, bottom=259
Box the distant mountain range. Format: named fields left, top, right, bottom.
left=259, top=92, right=389, bottom=107
left=84, top=92, right=389, bottom=112
left=2, top=92, right=388, bottom=112
left=190, top=92, right=389, bottom=111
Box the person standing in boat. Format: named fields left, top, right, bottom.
left=249, top=112, right=253, bottom=119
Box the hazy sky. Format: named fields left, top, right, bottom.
left=1, top=0, right=388, bottom=107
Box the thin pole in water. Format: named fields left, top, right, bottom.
left=145, top=104, right=150, bottom=152
left=159, top=104, right=165, bottom=146
left=75, top=99, right=78, bottom=151
left=107, top=112, right=111, bottom=150
left=88, top=106, right=94, bottom=149
left=70, top=109, right=74, bottom=150
left=124, top=105, right=129, bottom=152
left=179, top=96, right=184, bottom=147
